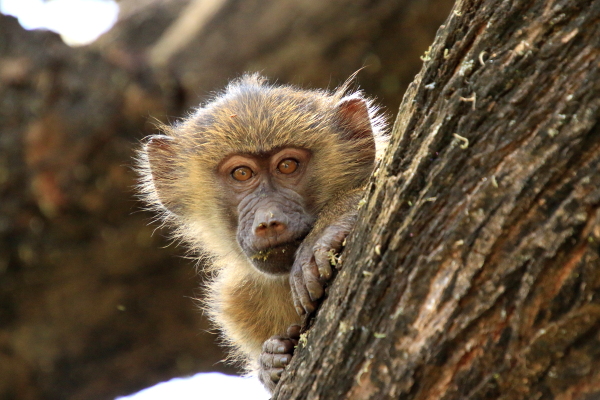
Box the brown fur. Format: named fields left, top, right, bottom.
left=136, top=74, right=387, bottom=372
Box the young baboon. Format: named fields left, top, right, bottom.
left=137, top=74, right=387, bottom=391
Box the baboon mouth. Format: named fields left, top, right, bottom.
left=250, top=240, right=301, bottom=261
left=248, top=239, right=304, bottom=275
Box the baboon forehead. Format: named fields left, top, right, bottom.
left=183, top=93, right=340, bottom=157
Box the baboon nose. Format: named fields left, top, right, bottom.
left=253, top=208, right=287, bottom=237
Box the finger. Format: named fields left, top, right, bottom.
left=290, top=277, right=305, bottom=316
left=270, top=368, right=283, bottom=383
left=272, top=353, right=292, bottom=368
left=313, top=246, right=333, bottom=280
left=263, top=337, right=295, bottom=354
left=290, top=269, right=306, bottom=316
left=302, top=257, right=324, bottom=302
left=291, top=264, right=316, bottom=314
left=287, top=325, right=301, bottom=339
left=259, top=352, right=274, bottom=369
left=295, top=275, right=316, bottom=314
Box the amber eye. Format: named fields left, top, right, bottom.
left=277, top=158, right=298, bottom=174
left=232, top=166, right=253, bottom=181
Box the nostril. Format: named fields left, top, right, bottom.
left=269, top=221, right=285, bottom=233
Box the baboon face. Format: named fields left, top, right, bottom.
left=218, top=147, right=315, bottom=275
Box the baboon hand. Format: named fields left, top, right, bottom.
left=290, top=222, right=351, bottom=315
left=257, top=325, right=300, bottom=391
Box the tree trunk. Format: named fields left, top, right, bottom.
left=275, top=0, right=600, bottom=399
left=0, top=0, right=454, bottom=398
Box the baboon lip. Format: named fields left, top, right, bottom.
left=251, top=236, right=305, bottom=258
left=250, top=240, right=302, bottom=260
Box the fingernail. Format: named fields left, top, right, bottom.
left=277, top=345, right=285, bottom=353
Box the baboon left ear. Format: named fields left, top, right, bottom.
left=144, top=135, right=182, bottom=213
left=335, top=96, right=375, bottom=146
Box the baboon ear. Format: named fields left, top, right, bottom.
left=335, top=96, right=375, bottom=143
left=335, top=96, right=376, bottom=155
left=144, top=135, right=180, bottom=212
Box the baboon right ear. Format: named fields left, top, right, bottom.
left=335, top=96, right=375, bottom=144
left=334, top=96, right=376, bottom=163
left=144, top=135, right=179, bottom=211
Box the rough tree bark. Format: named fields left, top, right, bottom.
left=276, top=0, right=600, bottom=399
